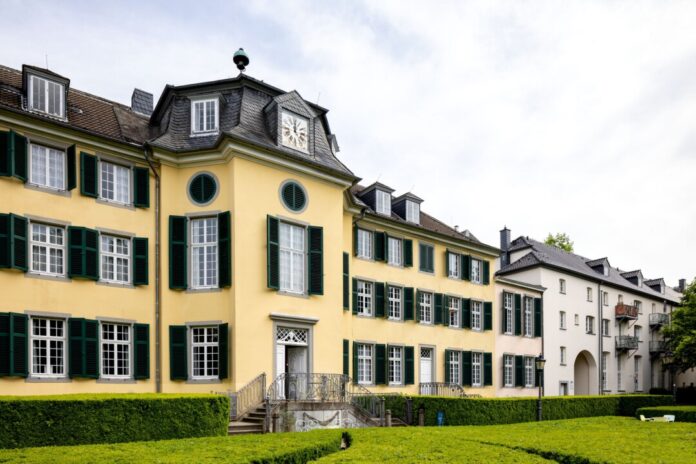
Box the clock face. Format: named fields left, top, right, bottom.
left=281, top=111, right=309, bottom=152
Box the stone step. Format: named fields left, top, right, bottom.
left=228, top=421, right=264, bottom=435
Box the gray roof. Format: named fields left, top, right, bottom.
left=498, top=236, right=681, bottom=304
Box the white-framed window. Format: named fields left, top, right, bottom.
left=191, top=98, right=219, bottom=134
left=405, top=200, right=419, bottom=224
left=586, top=316, right=595, bottom=334
left=30, top=223, right=65, bottom=277
left=559, top=279, right=566, bottom=294
left=448, top=296, right=460, bottom=328
left=448, top=252, right=460, bottom=278
left=418, top=291, right=433, bottom=324
left=652, top=302, right=656, bottom=313
left=472, top=352, right=482, bottom=387
left=602, top=319, right=610, bottom=336
left=356, top=229, right=373, bottom=259
left=560, top=346, right=567, bottom=365
left=471, top=300, right=482, bottom=331
left=100, top=161, right=131, bottom=204
left=635, top=300, right=642, bottom=314
left=523, top=297, right=533, bottom=337
left=29, top=75, right=64, bottom=118
left=100, top=234, right=130, bottom=284
left=29, top=144, right=65, bottom=190
left=524, top=356, right=534, bottom=387
left=602, top=352, right=608, bottom=391
left=357, top=343, right=373, bottom=385
left=30, top=317, right=65, bottom=377
left=357, top=280, right=373, bottom=316
left=279, top=221, right=305, bottom=294
left=387, top=237, right=402, bottom=266
left=504, top=293, right=514, bottom=334
left=503, top=354, right=513, bottom=387
left=191, top=217, right=218, bottom=289
left=101, top=322, right=131, bottom=379
left=449, top=350, right=460, bottom=384
left=574, top=314, right=579, bottom=325
left=388, top=286, right=402, bottom=320
left=376, top=190, right=391, bottom=216
left=471, top=259, right=482, bottom=283
left=603, top=291, right=609, bottom=306
left=635, top=356, right=642, bottom=391
left=634, top=325, right=642, bottom=341
left=587, top=287, right=592, bottom=302
left=617, top=358, right=622, bottom=391
left=191, top=326, right=219, bottom=379
left=559, top=311, right=567, bottom=330
left=618, top=294, right=623, bottom=304
left=388, top=346, right=403, bottom=385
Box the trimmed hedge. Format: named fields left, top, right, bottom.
left=385, top=394, right=673, bottom=426
left=0, top=394, right=229, bottom=449
left=636, top=405, right=696, bottom=422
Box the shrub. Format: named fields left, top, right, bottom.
left=636, top=405, right=696, bottom=422
left=0, top=393, right=229, bottom=449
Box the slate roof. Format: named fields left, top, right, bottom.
left=498, top=236, right=682, bottom=304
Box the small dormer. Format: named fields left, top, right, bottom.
left=264, top=91, right=315, bottom=155
left=587, top=258, right=610, bottom=276
left=393, top=192, right=423, bottom=225
left=645, top=278, right=665, bottom=294
left=357, top=182, right=395, bottom=216
left=22, top=65, right=69, bottom=120
left=621, top=270, right=643, bottom=287
left=189, top=93, right=221, bottom=136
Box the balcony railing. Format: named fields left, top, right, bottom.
left=419, top=382, right=466, bottom=397
left=649, top=313, right=669, bottom=327
left=649, top=340, right=667, bottom=354
left=615, top=303, right=638, bottom=320
left=616, top=335, right=639, bottom=350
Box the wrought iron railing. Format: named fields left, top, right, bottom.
left=230, top=373, right=266, bottom=420
left=418, top=382, right=466, bottom=397
left=615, top=303, right=639, bottom=319
left=616, top=335, right=639, bottom=350
left=649, top=340, right=667, bottom=354
left=649, top=313, right=669, bottom=327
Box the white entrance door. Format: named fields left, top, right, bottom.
left=275, top=343, right=287, bottom=399
left=420, top=348, right=433, bottom=393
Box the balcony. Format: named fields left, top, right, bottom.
left=649, top=313, right=669, bottom=327
left=615, top=303, right=638, bottom=320
left=615, top=335, right=639, bottom=350
left=649, top=340, right=667, bottom=355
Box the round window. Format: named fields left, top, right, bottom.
left=188, top=173, right=218, bottom=205
left=280, top=181, right=307, bottom=212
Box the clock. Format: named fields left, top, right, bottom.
left=281, top=111, right=309, bottom=152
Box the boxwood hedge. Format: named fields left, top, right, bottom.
left=636, top=405, right=696, bottom=422
left=0, top=394, right=229, bottom=449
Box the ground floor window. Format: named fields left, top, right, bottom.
left=357, top=343, right=373, bottom=384
left=101, top=322, right=131, bottom=378
left=388, top=346, right=403, bottom=385
left=503, top=354, right=513, bottom=387
left=472, top=352, right=482, bottom=386
left=524, top=356, right=534, bottom=387
left=31, top=317, right=65, bottom=377
left=449, top=351, right=460, bottom=384
left=191, top=326, right=219, bottom=379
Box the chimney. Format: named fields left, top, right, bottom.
left=454, top=225, right=459, bottom=233
left=679, top=278, right=687, bottom=293
left=500, top=227, right=511, bottom=267
left=131, top=88, right=153, bottom=116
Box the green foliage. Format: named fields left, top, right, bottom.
left=662, top=278, right=696, bottom=371
left=384, top=394, right=673, bottom=426
left=544, top=232, right=574, bottom=252
left=637, top=405, right=696, bottom=422
left=0, top=394, right=229, bottom=449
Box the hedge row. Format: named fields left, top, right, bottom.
left=0, top=394, right=229, bottom=449
left=650, top=386, right=696, bottom=404
left=384, top=394, right=674, bottom=426
left=636, top=405, right=696, bottom=422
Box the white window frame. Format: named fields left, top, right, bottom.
left=191, top=325, right=219, bottom=380
left=190, top=217, right=219, bottom=290
left=190, top=98, right=219, bottom=135
left=99, top=160, right=131, bottom=205
left=504, top=293, right=514, bottom=334
left=471, top=259, right=482, bottom=284
left=635, top=300, right=642, bottom=314
left=448, top=296, right=460, bottom=328
left=559, top=311, right=567, bottom=330
left=357, top=343, right=373, bottom=385
left=388, top=346, right=403, bottom=385
left=603, top=291, right=609, bottom=306
left=503, top=354, right=513, bottom=387
left=602, top=352, right=608, bottom=391
left=586, top=316, right=595, bottom=334
left=471, top=300, right=482, bottom=331
left=559, top=279, right=566, bottom=294
left=587, top=287, right=592, bottom=302
left=524, top=356, right=534, bottom=388
left=30, top=317, right=66, bottom=378
left=279, top=221, right=305, bottom=294
left=419, top=291, right=433, bottom=324
left=29, top=75, right=65, bottom=118
left=574, top=314, right=579, bottom=326
left=634, top=325, right=641, bottom=341
left=449, top=350, right=460, bottom=384
left=387, top=236, right=402, bottom=266
left=356, top=229, right=373, bottom=259
left=100, top=322, right=131, bottom=379
left=376, top=190, right=391, bottom=216
left=357, top=280, right=373, bottom=317
left=29, top=143, right=66, bottom=190
left=100, top=234, right=131, bottom=284
left=523, top=297, right=533, bottom=337
left=448, top=252, right=460, bottom=279
left=618, top=294, right=623, bottom=304
left=405, top=200, right=419, bottom=224
left=560, top=346, right=567, bottom=365
left=617, top=358, right=623, bottom=391
left=602, top=319, right=610, bottom=336
left=388, top=285, right=402, bottom=320
left=30, top=222, right=65, bottom=277
left=472, top=352, right=483, bottom=387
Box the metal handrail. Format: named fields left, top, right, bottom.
left=649, top=313, right=669, bottom=326
left=616, top=335, right=639, bottom=350
left=230, top=372, right=266, bottom=420
left=615, top=303, right=639, bottom=319
left=418, top=382, right=466, bottom=397
left=649, top=340, right=667, bottom=353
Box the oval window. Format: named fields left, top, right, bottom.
left=189, top=173, right=217, bottom=205
left=280, top=181, right=307, bottom=212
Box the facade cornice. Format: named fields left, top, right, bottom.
left=495, top=276, right=546, bottom=293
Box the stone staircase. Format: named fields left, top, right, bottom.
left=228, top=404, right=265, bottom=435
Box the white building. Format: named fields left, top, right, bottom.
left=497, top=228, right=682, bottom=396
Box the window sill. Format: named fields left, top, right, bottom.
left=96, top=198, right=135, bottom=210
left=97, top=378, right=136, bottom=384
left=276, top=290, right=308, bottom=299
left=418, top=322, right=434, bottom=326
left=356, top=256, right=374, bottom=262
left=356, top=313, right=374, bottom=318
left=387, top=317, right=404, bottom=323
left=25, top=376, right=71, bottom=383
left=186, top=379, right=222, bottom=384
left=24, top=272, right=70, bottom=283
left=386, top=263, right=404, bottom=269
left=186, top=287, right=222, bottom=294
left=560, top=363, right=567, bottom=366
left=447, top=275, right=462, bottom=281
left=190, top=131, right=220, bottom=138
left=447, top=325, right=461, bottom=330
left=24, top=183, right=71, bottom=197
left=418, top=269, right=435, bottom=275
left=560, top=327, right=567, bottom=330
left=97, top=280, right=135, bottom=289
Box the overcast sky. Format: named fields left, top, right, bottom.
left=2, top=0, right=694, bottom=285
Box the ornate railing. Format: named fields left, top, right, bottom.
left=616, top=335, right=639, bottom=350
left=615, top=303, right=639, bottom=319
left=649, top=313, right=669, bottom=327
left=649, top=340, right=667, bottom=354
left=419, top=382, right=466, bottom=397
left=230, top=373, right=266, bottom=420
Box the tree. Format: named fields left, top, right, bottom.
left=544, top=232, right=574, bottom=252
left=662, top=278, right=696, bottom=372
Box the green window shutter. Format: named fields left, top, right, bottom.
left=342, top=253, right=349, bottom=310
left=0, top=131, right=9, bottom=177
left=514, top=294, right=522, bottom=335
left=218, top=323, right=228, bottom=380
left=9, top=214, right=28, bottom=271
left=266, top=215, right=279, bottom=290
left=0, top=313, right=9, bottom=376
left=66, top=145, right=77, bottom=190
left=68, top=318, right=85, bottom=377
left=10, top=131, right=28, bottom=182
left=434, top=293, right=444, bottom=325
left=461, top=255, right=471, bottom=281
left=352, top=341, right=358, bottom=384
left=84, top=229, right=99, bottom=280
left=353, top=225, right=358, bottom=257
left=0, top=214, right=8, bottom=268
left=375, top=344, right=386, bottom=385
left=8, top=313, right=28, bottom=377
left=374, top=282, right=385, bottom=318
left=352, top=278, right=358, bottom=315
left=461, top=351, right=472, bottom=386
left=418, top=243, right=426, bottom=271
left=218, top=212, right=231, bottom=288
left=501, top=292, right=509, bottom=333
left=308, top=226, right=323, bottom=295
left=374, top=231, right=385, bottom=261
left=169, top=216, right=188, bottom=290
left=84, top=320, right=99, bottom=378
left=68, top=227, right=85, bottom=278
left=534, top=298, right=543, bottom=337
left=169, top=325, right=188, bottom=381
left=415, top=290, right=422, bottom=322
left=133, top=167, right=150, bottom=208
left=133, top=323, right=150, bottom=380
left=444, top=349, right=451, bottom=383
left=405, top=346, right=414, bottom=385
left=343, top=339, right=349, bottom=376
left=80, top=152, right=98, bottom=198
left=445, top=251, right=451, bottom=276
left=483, top=352, right=492, bottom=386
left=483, top=302, right=493, bottom=331
left=403, top=287, right=414, bottom=321
left=461, top=299, right=471, bottom=329
left=427, top=246, right=434, bottom=272
left=132, top=237, right=149, bottom=286
left=515, top=355, right=524, bottom=387
left=482, top=260, right=490, bottom=285
left=403, top=239, right=413, bottom=267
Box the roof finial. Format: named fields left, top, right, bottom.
left=233, top=48, right=250, bottom=73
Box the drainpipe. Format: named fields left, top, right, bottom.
left=598, top=282, right=603, bottom=395
left=143, top=145, right=162, bottom=393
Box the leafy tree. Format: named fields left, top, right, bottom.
left=544, top=232, right=574, bottom=252
left=662, top=278, right=696, bottom=372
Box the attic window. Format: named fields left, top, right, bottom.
left=376, top=190, right=391, bottom=216
left=29, top=75, right=65, bottom=118
left=191, top=98, right=218, bottom=135
left=603, top=265, right=609, bottom=276
left=405, top=200, right=420, bottom=224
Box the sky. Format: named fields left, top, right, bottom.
left=1, top=0, right=694, bottom=285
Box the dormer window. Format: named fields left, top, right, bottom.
left=603, top=265, right=609, bottom=276
left=405, top=200, right=420, bottom=224
left=29, top=75, right=65, bottom=118
left=191, top=98, right=218, bottom=135
left=376, top=190, right=391, bottom=216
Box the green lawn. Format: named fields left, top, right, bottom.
left=1, top=416, right=694, bottom=463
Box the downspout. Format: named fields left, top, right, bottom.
left=143, top=145, right=162, bottom=393
left=598, top=281, right=603, bottom=394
